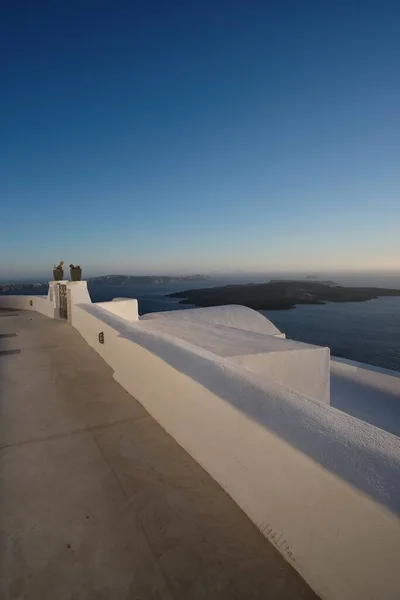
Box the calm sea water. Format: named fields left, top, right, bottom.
left=263, top=298, right=400, bottom=373
left=86, top=277, right=400, bottom=373
left=3, top=272, right=400, bottom=372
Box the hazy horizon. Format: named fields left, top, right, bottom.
left=2, top=267, right=399, bottom=286
left=1, top=1, right=399, bottom=277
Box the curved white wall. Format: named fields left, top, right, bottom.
left=141, top=304, right=284, bottom=337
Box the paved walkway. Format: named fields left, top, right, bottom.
left=0, top=309, right=317, bottom=600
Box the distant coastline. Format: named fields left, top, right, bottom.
left=88, top=274, right=209, bottom=285
left=167, top=280, right=400, bottom=311
left=0, top=273, right=209, bottom=294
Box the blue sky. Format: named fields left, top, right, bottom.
left=1, top=0, right=399, bottom=278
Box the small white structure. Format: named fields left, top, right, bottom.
left=231, top=337, right=330, bottom=404
left=139, top=310, right=330, bottom=404
left=49, top=280, right=91, bottom=321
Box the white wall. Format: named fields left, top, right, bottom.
left=0, top=295, right=55, bottom=318
left=330, top=358, right=400, bottom=438
left=231, top=346, right=330, bottom=404
left=69, top=302, right=400, bottom=600
left=66, top=280, right=92, bottom=308
left=96, top=299, right=139, bottom=321
left=0, top=282, right=93, bottom=320
left=331, top=357, right=400, bottom=396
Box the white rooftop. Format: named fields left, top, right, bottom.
left=138, top=317, right=319, bottom=358
left=141, top=304, right=283, bottom=336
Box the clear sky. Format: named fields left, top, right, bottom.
left=1, top=0, right=399, bottom=278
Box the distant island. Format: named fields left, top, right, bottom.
left=269, top=279, right=338, bottom=286
left=167, top=280, right=400, bottom=310
left=88, top=274, right=209, bottom=285
left=0, top=282, right=48, bottom=294
left=0, top=274, right=209, bottom=294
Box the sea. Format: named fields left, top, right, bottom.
left=3, top=271, right=400, bottom=372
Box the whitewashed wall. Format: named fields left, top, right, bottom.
left=69, top=302, right=400, bottom=600
left=331, top=357, right=400, bottom=395
left=0, top=282, right=91, bottom=321
left=96, top=298, right=139, bottom=321
left=0, top=295, right=55, bottom=318
left=231, top=345, right=330, bottom=404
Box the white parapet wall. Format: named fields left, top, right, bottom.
left=96, top=298, right=139, bottom=321
left=69, top=302, right=400, bottom=600
left=0, top=294, right=55, bottom=318
left=0, top=281, right=93, bottom=320
left=331, top=357, right=400, bottom=395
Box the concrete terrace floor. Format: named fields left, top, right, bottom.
left=0, top=309, right=318, bottom=600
